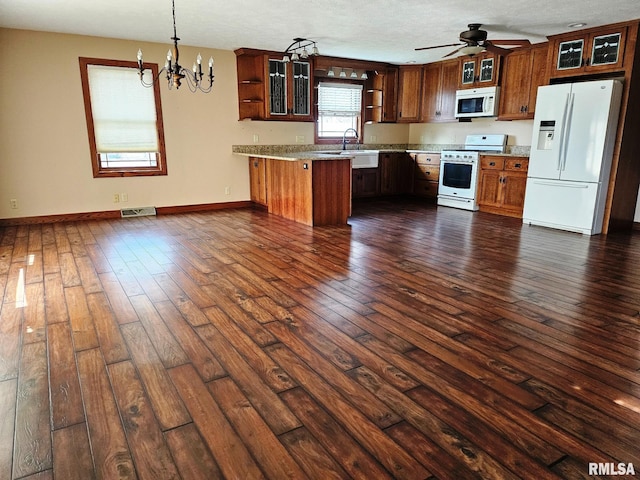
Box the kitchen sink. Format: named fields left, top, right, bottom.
left=314, top=150, right=379, bottom=168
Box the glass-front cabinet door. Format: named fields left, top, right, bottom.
left=267, top=58, right=313, bottom=120
left=292, top=61, right=310, bottom=116
left=268, top=59, right=287, bottom=116
left=591, top=33, right=621, bottom=66
left=459, top=54, right=499, bottom=88
left=557, top=39, right=584, bottom=70
left=479, top=58, right=494, bottom=82
left=461, top=60, right=475, bottom=85
left=550, top=26, right=627, bottom=78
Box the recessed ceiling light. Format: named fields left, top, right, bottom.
left=568, top=22, right=587, bottom=28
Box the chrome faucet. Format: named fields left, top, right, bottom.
left=342, top=128, right=359, bottom=150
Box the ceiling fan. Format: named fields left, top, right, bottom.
left=415, top=23, right=531, bottom=57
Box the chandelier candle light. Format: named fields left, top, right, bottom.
left=137, top=0, right=214, bottom=93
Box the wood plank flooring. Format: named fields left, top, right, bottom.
left=1, top=198, right=640, bottom=479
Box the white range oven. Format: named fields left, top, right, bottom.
left=438, top=134, right=507, bottom=211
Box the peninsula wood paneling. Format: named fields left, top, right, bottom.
left=264, top=157, right=351, bottom=226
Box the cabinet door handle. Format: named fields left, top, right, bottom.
left=489, top=162, right=496, bottom=166
left=253, top=161, right=259, bottom=167
left=514, top=163, right=522, bottom=168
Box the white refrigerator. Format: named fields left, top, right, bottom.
left=522, top=79, right=623, bottom=235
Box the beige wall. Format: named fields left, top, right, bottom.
left=0, top=28, right=252, bottom=218
left=0, top=28, right=534, bottom=220
left=409, top=118, right=534, bottom=146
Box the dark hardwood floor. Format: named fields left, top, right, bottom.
left=1, top=198, right=639, bottom=479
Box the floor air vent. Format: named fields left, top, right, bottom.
left=120, top=207, right=157, bottom=218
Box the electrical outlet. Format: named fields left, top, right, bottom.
left=121, top=193, right=128, bottom=202
left=252, top=134, right=259, bottom=143
left=224, top=186, right=230, bottom=195
left=113, top=193, right=120, bottom=203
left=295, top=135, right=305, bottom=143
left=9, top=199, right=17, bottom=209
left=370, top=135, right=377, bottom=142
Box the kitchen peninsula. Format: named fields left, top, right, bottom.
left=234, top=149, right=352, bottom=226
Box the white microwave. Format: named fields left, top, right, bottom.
left=455, top=86, right=500, bottom=118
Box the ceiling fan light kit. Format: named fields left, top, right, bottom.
left=416, top=23, right=531, bottom=58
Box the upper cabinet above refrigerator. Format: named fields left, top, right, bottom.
left=549, top=25, right=628, bottom=79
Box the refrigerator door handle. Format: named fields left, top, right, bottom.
left=557, top=93, right=571, bottom=172
left=530, top=180, right=589, bottom=189
left=561, top=93, right=575, bottom=171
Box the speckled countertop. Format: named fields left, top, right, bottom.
left=232, top=144, right=531, bottom=158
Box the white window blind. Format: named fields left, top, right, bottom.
left=87, top=65, right=159, bottom=153
left=318, top=82, right=363, bottom=117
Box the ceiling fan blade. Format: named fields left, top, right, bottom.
left=489, top=39, right=531, bottom=46
left=443, top=46, right=467, bottom=58
left=415, top=43, right=462, bottom=51
left=482, top=42, right=514, bottom=56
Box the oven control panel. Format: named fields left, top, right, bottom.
left=441, top=150, right=479, bottom=163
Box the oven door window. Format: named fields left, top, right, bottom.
left=443, top=163, right=473, bottom=189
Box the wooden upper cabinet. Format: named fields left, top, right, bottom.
left=549, top=25, right=628, bottom=78
left=381, top=67, right=399, bottom=122
left=364, top=67, right=398, bottom=123
left=397, top=66, right=423, bottom=123
left=265, top=56, right=313, bottom=120
left=235, top=49, right=314, bottom=121
left=498, top=43, right=548, bottom=120
left=458, top=53, right=501, bottom=89
left=236, top=52, right=267, bottom=120
left=421, top=60, right=458, bottom=123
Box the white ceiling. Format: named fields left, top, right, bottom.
left=1, top=0, right=640, bottom=64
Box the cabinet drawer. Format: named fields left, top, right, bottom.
left=505, top=158, right=529, bottom=172
left=415, top=153, right=441, bottom=165
left=414, top=179, right=439, bottom=197
left=480, top=157, right=505, bottom=170
left=415, top=164, right=440, bottom=179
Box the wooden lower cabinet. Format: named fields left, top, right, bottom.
left=352, top=168, right=380, bottom=198
left=411, top=153, right=440, bottom=200
left=248, top=157, right=267, bottom=206
left=477, top=155, right=529, bottom=218
left=380, top=152, right=414, bottom=195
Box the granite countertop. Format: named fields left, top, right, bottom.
left=232, top=144, right=531, bottom=158
left=234, top=150, right=348, bottom=161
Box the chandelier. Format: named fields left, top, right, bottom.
left=282, top=38, right=320, bottom=63
left=136, top=0, right=214, bottom=93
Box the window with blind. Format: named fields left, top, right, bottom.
left=79, top=57, right=167, bottom=177
left=316, top=82, right=363, bottom=140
